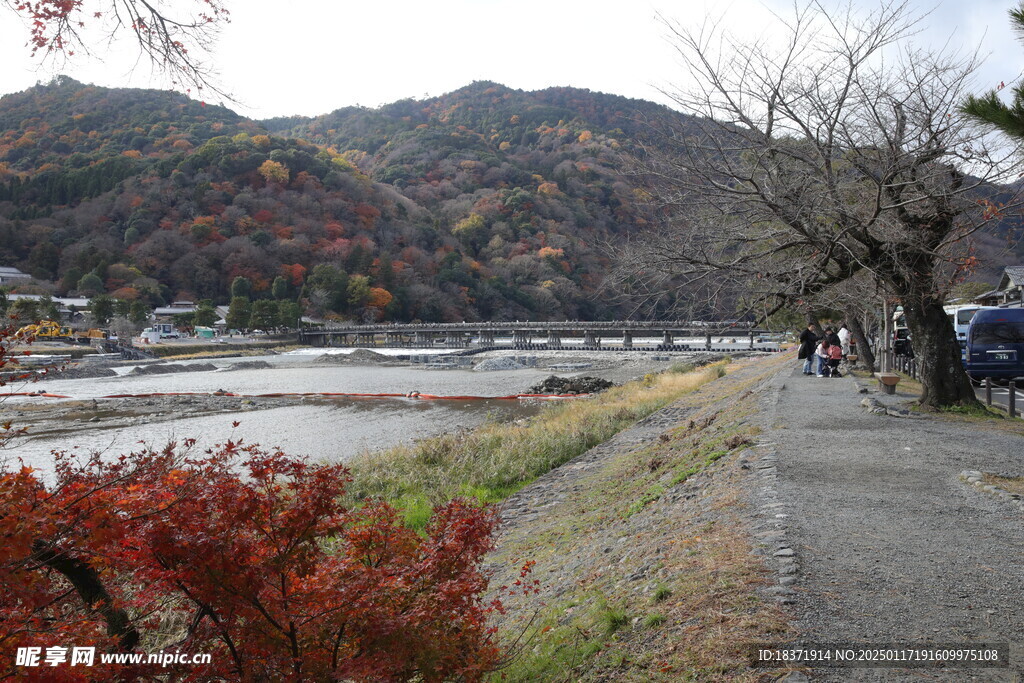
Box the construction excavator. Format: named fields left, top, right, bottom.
left=13, top=320, right=75, bottom=342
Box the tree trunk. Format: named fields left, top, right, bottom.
left=901, top=294, right=979, bottom=408
left=32, top=541, right=140, bottom=651
left=804, top=310, right=822, bottom=330
left=846, top=307, right=875, bottom=371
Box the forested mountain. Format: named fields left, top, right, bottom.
left=0, top=77, right=1017, bottom=323
left=0, top=78, right=674, bottom=322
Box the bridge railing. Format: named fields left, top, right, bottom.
left=301, top=320, right=764, bottom=335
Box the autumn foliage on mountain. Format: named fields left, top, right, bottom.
left=0, top=77, right=670, bottom=321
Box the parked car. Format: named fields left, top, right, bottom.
left=964, top=308, right=1024, bottom=381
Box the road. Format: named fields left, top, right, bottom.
left=975, top=380, right=1024, bottom=417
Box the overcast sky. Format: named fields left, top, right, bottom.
left=0, top=0, right=1021, bottom=120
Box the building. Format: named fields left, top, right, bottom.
left=153, top=301, right=197, bottom=321
left=993, top=266, right=1024, bottom=307
left=0, top=266, right=32, bottom=286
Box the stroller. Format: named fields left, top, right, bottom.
left=824, top=344, right=843, bottom=378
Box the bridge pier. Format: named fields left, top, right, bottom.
left=386, top=332, right=404, bottom=347
left=584, top=331, right=600, bottom=348
left=512, top=330, right=530, bottom=347
left=546, top=331, right=562, bottom=348
left=478, top=330, right=495, bottom=346
left=414, top=331, right=433, bottom=347
left=662, top=331, right=673, bottom=346
left=357, top=333, right=376, bottom=347
left=445, top=333, right=466, bottom=348
left=622, top=331, right=632, bottom=349
left=706, top=333, right=712, bottom=351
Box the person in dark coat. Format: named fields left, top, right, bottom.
left=824, top=326, right=841, bottom=348
left=798, top=324, right=820, bottom=375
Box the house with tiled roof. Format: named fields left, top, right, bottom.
left=995, top=266, right=1024, bottom=306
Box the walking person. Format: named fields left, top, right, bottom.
left=838, top=323, right=852, bottom=358
left=798, top=323, right=820, bottom=375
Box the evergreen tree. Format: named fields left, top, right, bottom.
left=277, top=300, right=303, bottom=329
left=9, top=298, right=40, bottom=323
left=40, top=296, right=61, bottom=322
left=271, top=275, right=289, bottom=300
left=226, top=296, right=252, bottom=331
left=90, top=295, right=115, bottom=325
left=193, top=299, right=218, bottom=327
left=77, top=273, right=105, bottom=297
left=249, top=299, right=279, bottom=330
left=230, top=276, right=253, bottom=299
left=128, top=300, right=150, bottom=325
left=962, top=3, right=1024, bottom=140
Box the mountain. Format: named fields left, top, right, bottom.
left=0, top=78, right=1017, bottom=324
left=0, top=78, right=673, bottom=322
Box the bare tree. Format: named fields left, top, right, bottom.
left=5, top=0, right=231, bottom=98
left=804, top=272, right=887, bottom=371
left=620, top=1, right=1020, bottom=408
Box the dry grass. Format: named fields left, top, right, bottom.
left=153, top=343, right=301, bottom=360
left=983, top=473, right=1024, bottom=497
left=346, top=363, right=728, bottom=527
left=489, top=355, right=795, bottom=681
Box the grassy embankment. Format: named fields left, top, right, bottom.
left=346, top=357, right=797, bottom=679
left=486, top=355, right=794, bottom=680
left=346, top=361, right=728, bottom=528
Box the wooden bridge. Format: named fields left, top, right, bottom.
left=298, top=321, right=778, bottom=351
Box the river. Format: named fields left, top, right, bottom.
left=2, top=349, right=564, bottom=476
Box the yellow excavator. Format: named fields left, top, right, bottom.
left=14, top=320, right=75, bottom=342
left=77, top=328, right=108, bottom=343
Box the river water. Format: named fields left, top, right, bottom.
left=3, top=350, right=561, bottom=476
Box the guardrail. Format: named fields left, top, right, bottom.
left=981, top=377, right=1018, bottom=418
left=305, top=320, right=761, bottom=333
left=883, top=349, right=1021, bottom=418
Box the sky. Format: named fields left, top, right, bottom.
left=0, top=0, right=1022, bottom=120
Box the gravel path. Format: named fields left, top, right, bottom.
left=760, top=365, right=1024, bottom=681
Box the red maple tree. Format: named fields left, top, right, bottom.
left=0, top=330, right=510, bottom=681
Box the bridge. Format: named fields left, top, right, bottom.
left=298, top=321, right=779, bottom=352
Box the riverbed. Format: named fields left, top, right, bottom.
left=0, top=346, right=749, bottom=480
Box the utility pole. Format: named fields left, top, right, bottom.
left=881, top=298, right=891, bottom=373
